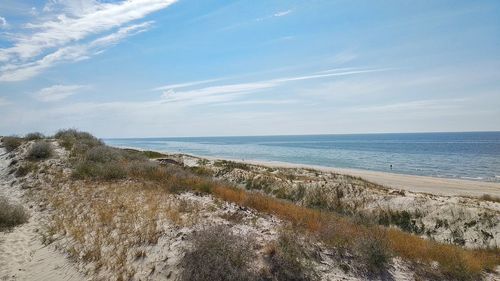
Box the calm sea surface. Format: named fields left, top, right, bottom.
left=105, top=132, right=500, bottom=182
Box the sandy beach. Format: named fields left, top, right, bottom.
left=138, top=149, right=499, bottom=198
left=239, top=159, right=500, bottom=198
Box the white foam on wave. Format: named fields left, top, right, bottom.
left=461, top=176, right=484, bottom=180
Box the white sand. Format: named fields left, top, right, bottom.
left=0, top=149, right=85, bottom=281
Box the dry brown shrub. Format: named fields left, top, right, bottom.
left=179, top=225, right=258, bottom=281
left=0, top=196, right=29, bottom=229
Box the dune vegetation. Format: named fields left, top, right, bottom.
left=2, top=129, right=499, bottom=281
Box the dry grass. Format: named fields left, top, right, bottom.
left=42, top=181, right=183, bottom=279
left=202, top=184, right=498, bottom=280
left=39, top=130, right=500, bottom=280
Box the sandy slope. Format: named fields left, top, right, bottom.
left=0, top=149, right=84, bottom=281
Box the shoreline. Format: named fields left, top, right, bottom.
left=112, top=145, right=500, bottom=198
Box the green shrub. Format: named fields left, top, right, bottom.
left=355, top=230, right=391, bottom=275
left=0, top=196, right=29, bottom=229
left=73, top=161, right=127, bottom=180
left=28, top=141, right=53, bottom=160
left=84, top=146, right=123, bottom=163
left=378, top=210, right=424, bottom=234
left=54, top=129, right=102, bottom=151
left=142, top=150, right=167, bottom=159
left=69, top=138, right=104, bottom=159
left=127, top=160, right=167, bottom=181
left=24, top=132, right=44, bottom=140
left=304, top=187, right=330, bottom=210
left=266, top=230, right=317, bottom=281
left=2, top=136, right=23, bottom=152
left=179, top=226, right=258, bottom=281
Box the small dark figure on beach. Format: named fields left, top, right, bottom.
left=390, top=164, right=393, bottom=170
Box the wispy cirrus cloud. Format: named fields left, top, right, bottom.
left=156, top=68, right=389, bottom=105
left=0, top=21, right=153, bottom=82
left=273, top=10, right=292, bottom=17
left=153, top=78, right=225, bottom=92
left=0, top=0, right=177, bottom=82
left=34, top=84, right=87, bottom=102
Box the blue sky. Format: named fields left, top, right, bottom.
left=0, top=0, right=499, bottom=137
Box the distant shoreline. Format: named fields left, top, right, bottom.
left=110, top=145, right=500, bottom=198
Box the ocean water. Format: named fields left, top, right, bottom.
left=105, top=132, right=500, bottom=182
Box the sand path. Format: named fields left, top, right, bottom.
left=0, top=149, right=85, bottom=281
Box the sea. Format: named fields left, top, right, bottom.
left=105, top=131, right=500, bottom=183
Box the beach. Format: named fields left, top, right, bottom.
left=114, top=145, right=500, bottom=198
left=239, top=159, right=500, bottom=198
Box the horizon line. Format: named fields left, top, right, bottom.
left=103, top=130, right=500, bottom=140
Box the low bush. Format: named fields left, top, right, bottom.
left=355, top=229, right=392, bottom=275
left=0, top=196, right=29, bottom=229
left=25, top=132, right=44, bottom=140
left=179, top=225, right=258, bottom=281
left=480, top=194, right=500, bottom=203
left=15, top=162, right=38, bottom=177
left=127, top=160, right=169, bottom=181
left=2, top=136, right=23, bottom=152
left=84, top=146, right=123, bottom=163
left=54, top=129, right=102, bottom=152
left=143, top=150, right=167, bottom=159
left=73, top=161, right=127, bottom=180
left=28, top=141, right=53, bottom=160
left=266, top=230, right=317, bottom=281
left=378, top=210, right=424, bottom=234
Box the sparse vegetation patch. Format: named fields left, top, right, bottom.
left=180, top=226, right=258, bottom=281
left=2, top=136, right=23, bottom=152
left=28, top=140, right=53, bottom=160
left=0, top=196, right=29, bottom=229
left=24, top=132, right=45, bottom=141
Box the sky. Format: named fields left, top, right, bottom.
left=0, top=0, right=499, bottom=138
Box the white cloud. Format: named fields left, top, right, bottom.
left=155, top=68, right=388, bottom=105
left=34, top=84, right=86, bottom=102
left=350, top=99, right=467, bottom=113
left=42, top=0, right=102, bottom=15
left=0, top=22, right=152, bottom=82
left=0, top=16, right=7, bottom=28
left=153, top=78, right=225, bottom=91
left=274, top=10, right=292, bottom=17
left=0, top=0, right=176, bottom=81
left=160, top=82, right=277, bottom=104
